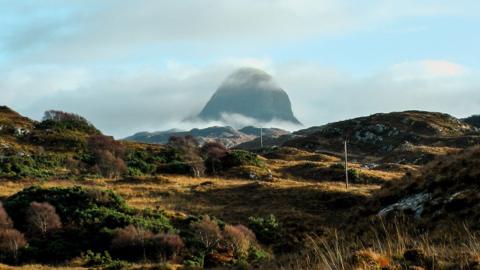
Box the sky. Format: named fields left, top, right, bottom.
left=0, top=0, right=479, bottom=138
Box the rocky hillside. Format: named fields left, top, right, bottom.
left=375, top=145, right=480, bottom=231
left=0, top=106, right=35, bottom=138
left=463, top=114, right=480, bottom=128
left=0, top=107, right=100, bottom=151
left=0, top=106, right=271, bottom=181
left=197, top=68, right=301, bottom=124
left=124, top=126, right=289, bottom=148
left=279, top=111, right=480, bottom=164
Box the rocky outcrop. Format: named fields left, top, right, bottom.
left=376, top=146, right=480, bottom=229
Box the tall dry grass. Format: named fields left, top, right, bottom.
left=270, top=218, right=480, bottom=270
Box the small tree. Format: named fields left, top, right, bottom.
left=0, top=229, right=27, bottom=262
left=152, top=233, right=184, bottom=261
left=40, top=110, right=99, bottom=134
left=223, top=224, right=256, bottom=258
left=201, top=142, right=228, bottom=174
left=0, top=202, right=25, bottom=262
left=111, top=225, right=153, bottom=262
left=0, top=203, right=13, bottom=229
left=191, top=215, right=222, bottom=251
left=168, top=136, right=205, bottom=177
left=87, top=135, right=127, bottom=178
left=26, top=201, right=62, bottom=236
left=43, top=110, right=89, bottom=123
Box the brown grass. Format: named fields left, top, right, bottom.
left=0, top=157, right=405, bottom=269
left=268, top=219, right=480, bottom=270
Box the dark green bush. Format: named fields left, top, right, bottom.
left=28, top=130, right=87, bottom=150
left=125, top=149, right=161, bottom=175
left=78, top=206, right=172, bottom=232
left=248, top=245, right=270, bottom=263
left=5, top=186, right=129, bottom=230
left=36, top=119, right=100, bottom=135
left=83, top=250, right=114, bottom=267
left=248, top=214, right=281, bottom=245
left=222, top=150, right=264, bottom=169
left=3, top=186, right=173, bottom=264
left=0, top=154, right=64, bottom=179
left=158, top=161, right=193, bottom=175
left=23, top=229, right=92, bottom=263
left=82, top=250, right=129, bottom=270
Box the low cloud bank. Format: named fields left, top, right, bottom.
left=2, top=59, right=479, bottom=138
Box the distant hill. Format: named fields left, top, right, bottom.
left=197, top=68, right=301, bottom=125
left=124, top=126, right=290, bottom=148
left=239, top=111, right=480, bottom=164
left=463, top=114, right=480, bottom=128
left=0, top=106, right=100, bottom=151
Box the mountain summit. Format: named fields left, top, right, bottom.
left=197, top=68, right=301, bottom=124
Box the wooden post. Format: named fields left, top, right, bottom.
left=260, top=127, right=263, bottom=148
left=344, top=140, right=349, bottom=190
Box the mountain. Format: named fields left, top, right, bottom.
left=124, top=126, right=290, bottom=148
left=197, top=68, right=301, bottom=124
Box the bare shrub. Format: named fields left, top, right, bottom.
left=111, top=225, right=153, bottom=261
left=191, top=215, right=222, bottom=251
left=168, top=135, right=205, bottom=177
left=201, top=142, right=228, bottom=174
left=0, top=202, right=13, bottom=229
left=87, top=135, right=127, bottom=178
left=152, top=233, right=185, bottom=261
left=43, top=110, right=89, bottom=123
left=0, top=228, right=27, bottom=261
left=26, top=201, right=62, bottom=235
left=223, top=224, right=256, bottom=258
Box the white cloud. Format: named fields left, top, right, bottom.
left=2, top=58, right=477, bottom=138
left=1, top=0, right=466, bottom=64
left=389, top=60, right=467, bottom=81
left=1, top=1, right=479, bottom=138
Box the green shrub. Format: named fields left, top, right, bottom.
left=4, top=186, right=172, bottom=231
left=183, top=252, right=206, bottom=268
left=126, top=167, right=143, bottom=177
left=248, top=245, right=270, bottom=263
left=79, top=206, right=172, bottom=232
left=222, top=150, right=264, bottom=169
left=158, top=160, right=194, bottom=175
left=348, top=168, right=360, bottom=181
left=28, top=130, right=87, bottom=150
left=36, top=119, right=100, bottom=135
left=0, top=154, right=62, bottom=179
left=4, top=186, right=173, bottom=264
left=4, top=186, right=129, bottom=230
left=125, top=148, right=167, bottom=176
left=82, top=250, right=129, bottom=270
left=248, top=214, right=281, bottom=245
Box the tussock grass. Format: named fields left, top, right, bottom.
left=269, top=218, right=480, bottom=270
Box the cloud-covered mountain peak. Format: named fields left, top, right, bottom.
left=198, top=68, right=301, bottom=125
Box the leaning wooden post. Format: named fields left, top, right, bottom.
left=344, top=140, right=349, bottom=190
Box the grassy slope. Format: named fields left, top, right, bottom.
left=3, top=108, right=479, bottom=269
